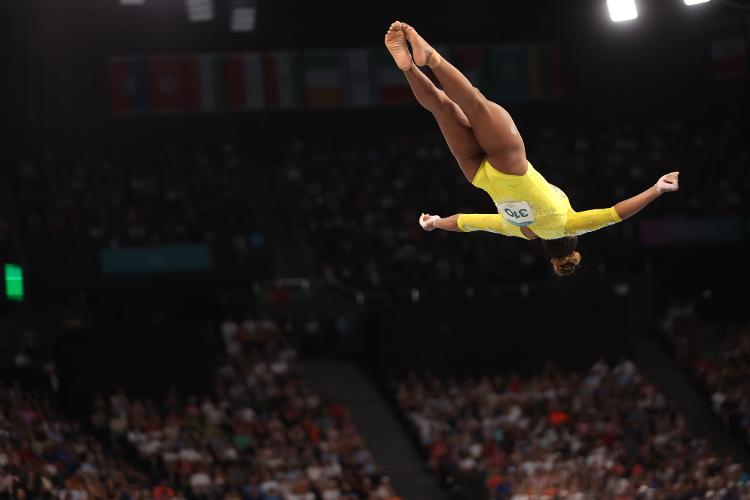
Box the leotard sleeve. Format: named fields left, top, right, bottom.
left=457, top=214, right=526, bottom=238
left=564, top=207, right=622, bottom=237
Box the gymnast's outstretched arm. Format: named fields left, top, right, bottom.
left=419, top=213, right=461, bottom=232
left=419, top=172, right=679, bottom=239
left=564, top=172, right=680, bottom=236
left=614, top=171, right=680, bottom=220
left=418, top=213, right=522, bottom=237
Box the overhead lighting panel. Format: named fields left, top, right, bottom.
left=187, top=0, right=214, bottom=22
left=231, top=0, right=258, bottom=32
left=607, top=0, right=638, bottom=22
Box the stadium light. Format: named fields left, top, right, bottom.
left=684, top=0, right=711, bottom=4
left=187, top=0, right=214, bottom=22
left=231, top=0, right=258, bottom=32
left=607, top=0, right=638, bottom=22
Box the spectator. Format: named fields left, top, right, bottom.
left=0, top=383, right=148, bottom=499
left=665, top=303, right=750, bottom=452
left=395, top=360, right=749, bottom=499
left=95, top=318, right=393, bottom=499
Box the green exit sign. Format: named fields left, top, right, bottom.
left=4, top=263, right=24, bottom=302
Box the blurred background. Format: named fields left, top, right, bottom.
left=1, top=0, right=749, bottom=498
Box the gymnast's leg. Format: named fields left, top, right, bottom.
left=385, top=22, right=484, bottom=181
left=401, top=22, right=527, bottom=176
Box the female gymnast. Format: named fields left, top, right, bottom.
left=385, top=21, right=679, bottom=276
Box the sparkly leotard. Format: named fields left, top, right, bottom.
left=457, top=159, right=621, bottom=239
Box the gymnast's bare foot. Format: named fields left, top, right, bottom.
left=385, top=21, right=413, bottom=71
left=402, top=22, right=434, bottom=67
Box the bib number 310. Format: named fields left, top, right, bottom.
left=498, top=201, right=535, bottom=227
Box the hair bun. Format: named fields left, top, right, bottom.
left=551, top=251, right=582, bottom=277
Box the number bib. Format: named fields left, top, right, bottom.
left=497, top=201, right=535, bottom=227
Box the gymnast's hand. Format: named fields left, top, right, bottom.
left=419, top=213, right=440, bottom=231
left=655, top=172, right=680, bottom=194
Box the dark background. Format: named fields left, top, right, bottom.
left=1, top=0, right=749, bottom=405
left=3, top=0, right=748, bottom=139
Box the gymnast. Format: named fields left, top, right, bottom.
left=385, top=21, right=679, bottom=276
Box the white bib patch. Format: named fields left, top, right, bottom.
left=497, top=201, right=535, bottom=227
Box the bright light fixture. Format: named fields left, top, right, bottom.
left=231, top=8, right=256, bottom=32
left=231, top=1, right=257, bottom=32
left=187, top=0, right=214, bottom=22
left=684, top=0, right=711, bottom=5
left=607, top=0, right=638, bottom=22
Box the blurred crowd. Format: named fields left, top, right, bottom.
left=1, top=117, right=746, bottom=289
left=1, top=383, right=148, bottom=499
left=664, top=303, right=750, bottom=452
left=0, top=143, right=262, bottom=254
left=90, top=319, right=398, bottom=500
left=395, top=359, right=749, bottom=499
left=280, top=118, right=748, bottom=290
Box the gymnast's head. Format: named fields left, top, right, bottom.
left=542, top=236, right=581, bottom=277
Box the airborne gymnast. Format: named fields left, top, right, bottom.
left=385, top=21, right=679, bottom=276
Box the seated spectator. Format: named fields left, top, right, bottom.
left=0, top=383, right=149, bottom=499
left=395, top=359, right=748, bottom=499
left=4, top=142, right=266, bottom=258
left=96, top=318, right=394, bottom=499
left=664, top=303, right=750, bottom=451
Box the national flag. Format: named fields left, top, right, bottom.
left=711, top=36, right=747, bottom=80
left=303, top=50, right=345, bottom=108
left=527, top=44, right=564, bottom=99
left=375, top=51, right=412, bottom=105
left=451, top=45, right=490, bottom=89
left=186, top=54, right=227, bottom=112
left=147, top=55, right=188, bottom=112
left=224, top=53, right=265, bottom=110
left=263, top=51, right=303, bottom=109
left=343, top=48, right=377, bottom=107
left=489, top=44, right=529, bottom=102
left=108, top=56, right=149, bottom=115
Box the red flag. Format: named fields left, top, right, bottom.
left=224, top=54, right=247, bottom=109
left=148, top=56, right=188, bottom=112
left=108, top=57, right=149, bottom=114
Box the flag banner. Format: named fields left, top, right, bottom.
left=108, top=42, right=566, bottom=115
left=147, top=55, right=189, bottom=112
left=451, top=45, right=489, bottom=89
left=108, top=56, right=149, bottom=114
left=490, top=44, right=529, bottom=102
left=187, top=54, right=227, bottom=112
left=263, top=51, right=303, bottom=109
left=303, top=49, right=345, bottom=108
left=711, top=36, right=747, bottom=80
left=343, top=48, right=377, bottom=107
left=375, top=50, right=412, bottom=105
left=527, top=44, right=564, bottom=99
left=224, top=53, right=265, bottom=110
left=242, top=53, right=266, bottom=110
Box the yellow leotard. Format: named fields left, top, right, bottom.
left=457, top=159, right=622, bottom=240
